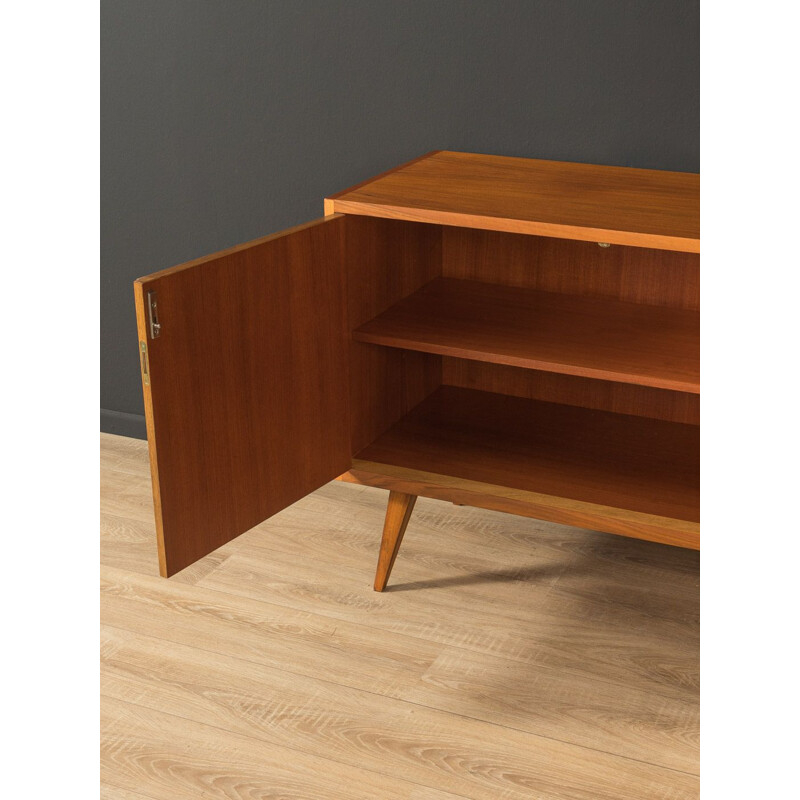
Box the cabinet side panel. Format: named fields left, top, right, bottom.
left=442, top=228, right=699, bottom=310
left=345, top=217, right=442, bottom=452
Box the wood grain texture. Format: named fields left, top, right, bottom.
left=99, top=438, right=233, bottom=583
left=198, top=554, right=701, bottom=771
left=134, top=216, right=351, bottom=576
left=353, top=386, right=699, bottom=530
left=101, top=563, right=699, bottom=794
left=110, top=507, right=697, bottom=700
left=443, top=359, right=700, bottom=424
left=343, top=215, right=443, bottom=453
left=441, top=220, right=699, bottom=422
left=442, top=226, right=699, bottom=308
left=344, top=461, right=699, bottom=550
left=100, top=785, right=155, bottom=800
left=329, top=151, right=700, bottom=252
left=102, top=695, right=461, bottom=800
left=101, top=433, right=699, bottom=797
left=218, top=509, right=700, bottom=679
left=355, top=277, right=699, bottom=392
left=374, top=491, right=417, bottom=591
left=102, top=627, right=697, bottom=798
left=324, top=150, right=443, bottom=216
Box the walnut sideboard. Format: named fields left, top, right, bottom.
left=134, top=151, right=700, bottom=590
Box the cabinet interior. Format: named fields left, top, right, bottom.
left=344, top=216, right=700, bottom=524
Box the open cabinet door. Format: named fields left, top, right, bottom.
left=134, top=216, right=351, bottom=577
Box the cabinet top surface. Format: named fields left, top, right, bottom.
left=328, top=151, right=699, bottom=252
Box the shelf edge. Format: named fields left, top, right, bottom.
left=352, top=331, right=700, bottom=394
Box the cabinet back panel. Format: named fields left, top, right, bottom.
left=442, top=228, right=699, bottom=310
left=443, top=359, right=699, bottom=425
left=345, top=216, right=443, bottom=453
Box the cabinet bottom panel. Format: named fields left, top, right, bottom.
left=342, top=386, right=699, bottom=550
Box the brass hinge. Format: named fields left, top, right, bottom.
left=140, top=340, right=150, bottom=386
left=147, top=290, right=161, bottom=339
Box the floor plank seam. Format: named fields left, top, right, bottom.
left=100, top=780, right=163, bottom=800
left=100, top=622, right=698, bottom=777
left=102, top=558, right=698, bottom=702
left=101, top=433, right=699, bottom=796
left=102, top=693, right=478, bottom=800
left=187, top=568, right=697, bottom=701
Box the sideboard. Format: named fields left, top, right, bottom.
left=134, top=151, right=699, bottom=590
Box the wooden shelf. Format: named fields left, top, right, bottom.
left=353, top=278, right=699, bottom=393
left=354, top=387, right=700, bottom=533
left=328, top=151, right=700, bottom=252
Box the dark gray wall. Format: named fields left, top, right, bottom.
left=102, top=0, right=699, bottom=438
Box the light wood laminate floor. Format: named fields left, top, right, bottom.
left=100, top=432, right=699, bottom=799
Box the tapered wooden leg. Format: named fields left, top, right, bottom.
left=374, top=491, right=417, bottom=592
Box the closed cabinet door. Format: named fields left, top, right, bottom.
left=134, top=215, right=351, bottom=576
